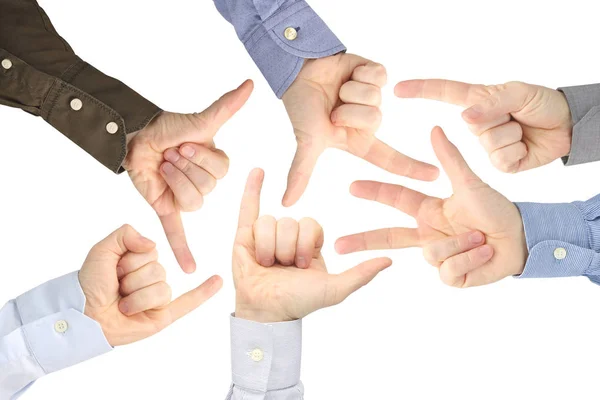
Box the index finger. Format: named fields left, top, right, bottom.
left=348, top=136, right=439, bottom=181
left=236, top=168, right=265, bottom=241
left=160, top=213, right=196, bottom=274
left=394, top=79, right=484, bottom=107
left=349, top=181, right=431, bottom=218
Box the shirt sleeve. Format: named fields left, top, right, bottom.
left=558, top=83, right=600, bottom=166
left=226, top=315, right=303, bottom=400
left=0, top=272, right=112, bottom=399
left=0, top=0, right=161, bottom=173
left=213, top=0, right=346, bottom=98
left=514, top=194, right=600, bottom=285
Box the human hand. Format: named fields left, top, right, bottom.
left=336, top=127, right=528, bottom=288
left=280, top=54, right=439, bottom=206
left=123, top=80, right=254, bottom=273
left=232, top=168, right=392, bottom=323
left=79, top=224, right=222, bottom=346
left=395, top=79, right=572, bottom=173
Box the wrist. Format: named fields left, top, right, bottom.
left=235, top=303, right=294, bottom=324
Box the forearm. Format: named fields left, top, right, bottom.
left=0, top=272, right=111, bottom=398
left=227, top=315, right=303, bottom=400
left=213, top=0, right=345, bottom=98
left=0, top=0, right=161, bottom=172
left=515, top=194, right=600, bottom=285
left=559, top=83, right=600, bottom=166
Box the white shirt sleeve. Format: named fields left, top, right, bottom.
left=0, top=272, right=112, bottom=399
left=226, top=315, right=303, bottom=400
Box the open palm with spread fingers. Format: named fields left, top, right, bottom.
left=123, top=80, right=254, bottom=273
left=232, top=169, right=392, bottom=323
left=336, top=127, right=528, bottom=288
left=280, top=54, right=439, bottom=206
left=80, top=224, right=223, bottom=346
left=395, top=79, right=572, bottom=173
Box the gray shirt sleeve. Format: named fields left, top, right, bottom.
left=558, top=84, right=600, bottom=166
left=226, top=315, right=303, bottom=400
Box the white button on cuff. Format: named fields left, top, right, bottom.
left=54, top=320, right=69, bottom=333
left=284, top=27, right=298, bottom=41
left=70, top=98, right=83, bottom=111
left=1, top=59, right=12, bottom=70
left=106, top=122, right=119, bottom=134
left=554, top=247, right=567, bottom=260
left=250, top=348, right=264, bottom=362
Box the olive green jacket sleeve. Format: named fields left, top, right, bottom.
left=0, top=0, right=161, bottom=173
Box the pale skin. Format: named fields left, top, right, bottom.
left=79, top=224, right=222, bottom=346
left=395, top=79, right=573, bottom=173
left=233, top=168, right=393, bottom=323
left=335, top=127, right=528, bottom=288
left=124, top=80, right=254, bottom=274
left=281, top=54, right=439, bottom=207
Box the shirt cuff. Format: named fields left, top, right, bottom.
left=559, top=84, right=600, bottom=166
left=13, top=271, right=112, bottom=373
left=515, top=202, right=598, bottom=278
left=244, top=1, right=346, bottom=98
left=22, top=308, right=112, bottom=374
left=230, top=315, right=302, bottom=393
left=15, top=271, right=85, bottom=324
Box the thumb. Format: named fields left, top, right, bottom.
left=431, top=126, right=481, bottom=190
left=95, top=224, right=155, bottom=258
left=282, top=142, right=323, bottom=207
left=461, top=82, right=530, bottom=123
left=197, top=79, right=254, bottom=134
left=328, top=257, right=392, bottom=306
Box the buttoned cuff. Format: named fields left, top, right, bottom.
left=0, top=49, right=161, bottom=173
left=559, top=84, right=600, bottom=166
left=515, top=202, right=598, bottom=279
left=244, top=1, right=346, bottom=98
left=230, top=315, right=302, bottom=393
left=22, top=309, right=112, bottom=374
left=15, top=272, right=85, bottom=324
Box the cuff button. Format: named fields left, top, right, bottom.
left=70, top=98, right=83, bottom=111
left=284, top=27, right=298, bottom=41
left=554, top=247, right=567, bottom=260
left=54, top=320, right=69, bottom=333
left=106, top=122, right=119, bottom=134
left=250, top=348, right=264, bottom=362
left=1, top=59, right=12, bottom=70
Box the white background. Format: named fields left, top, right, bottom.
left=2, top=0, right=600, bottom=399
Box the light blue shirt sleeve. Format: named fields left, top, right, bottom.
left=515, top=194, right=600, bottom=285
left=213, top=0, right=346, bottom=98
left=0, top=272, right=112, bottom=399
left=226, top=315, right=303, bottom=399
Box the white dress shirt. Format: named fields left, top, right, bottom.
left=1, top=273, right=303, bottom=399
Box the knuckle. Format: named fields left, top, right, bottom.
left=158, top=281, right=172, bottom=301
left=152, top=262, right=166, bottom=280
left=368, top=108, right=383, bottom=127
left=422, top=246, right=438, bottom=265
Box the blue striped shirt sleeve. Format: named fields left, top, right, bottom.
left=213, top=0, right=346, bottom=98
left=515, top=194, right=600, bottom=285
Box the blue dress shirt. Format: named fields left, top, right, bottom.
left=516, top=194, right=600, bottom=285
left=213, top=0, right=346, bottom=97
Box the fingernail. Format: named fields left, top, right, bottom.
left=469, top=231, right=484, bottom=245
left=463, top=105, right=482, bottom=120
left=331, top=111, right=339, bottom=125
left=119, top=301, right=129, bottom=314
left=478, top=246, right=492, bottom=258
left=297, top=257, right=307, bottom=269
left=162, top=163, right=175, bottom=174
left=164, top=149, right=180, bottom=163
left=180, top=145, right=195, bottom=158
left=116, top=267, right=124, bottom=278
